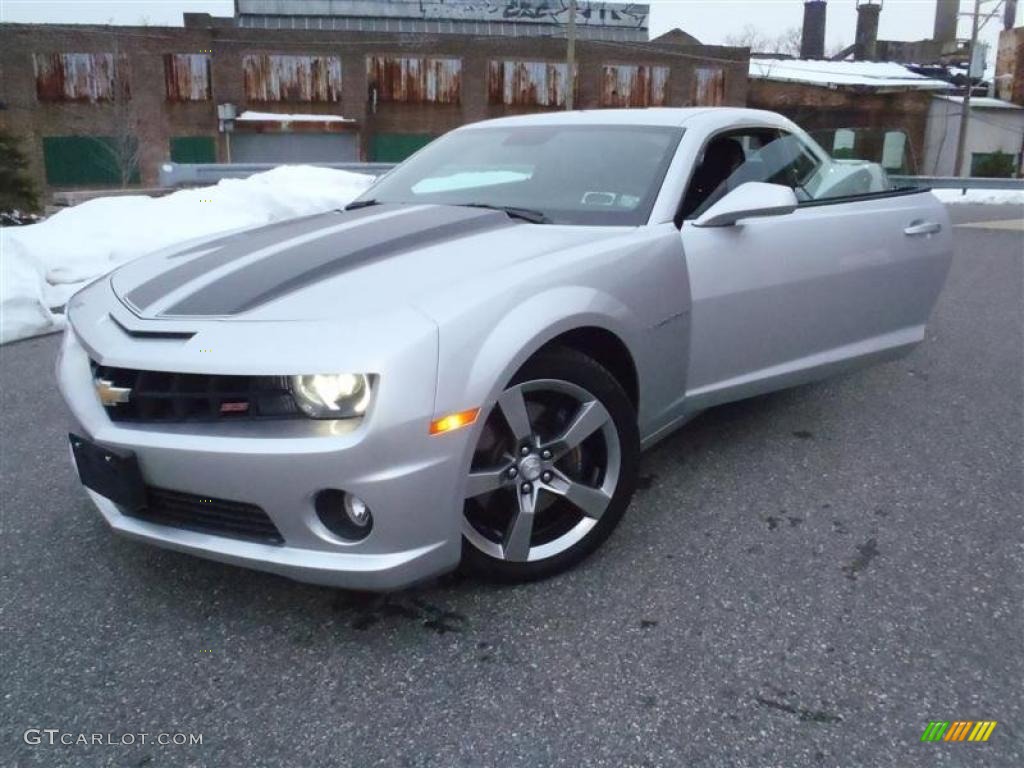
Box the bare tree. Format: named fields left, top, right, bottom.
left=725, top=24, right=774, bottom=53
left=99, top=33, right=141, bottom=188
left=775, top=26, right=802, bottom=57
left=726, top=24, right=802, bottom=56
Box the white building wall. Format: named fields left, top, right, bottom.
left=924, top=96, right=1024, bottom=176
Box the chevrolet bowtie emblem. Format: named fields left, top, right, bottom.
left=94, top=378, right=132, bottom=407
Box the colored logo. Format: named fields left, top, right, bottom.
left=921, top=721, right=997, bottom=742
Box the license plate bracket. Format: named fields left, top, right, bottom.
left=70, top=433, right=146, bottom=511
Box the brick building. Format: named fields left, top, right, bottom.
left=0, top=15, right=748, bottom=197
left=996, top=26, right=1024, bottom=106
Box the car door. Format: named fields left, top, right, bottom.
left=678, top=128, right=951, bottom=410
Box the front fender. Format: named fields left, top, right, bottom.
left=426, top=222, right=690, bottom=456
left=458, top=286, right=639, bottom=420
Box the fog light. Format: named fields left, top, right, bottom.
left=314, top=489, right=373, bottom=541
left=344, top=494, right=371, bottom=527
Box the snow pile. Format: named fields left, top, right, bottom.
left=236, top=111, right=356, bottom=123
left=0, top=165, right=374, bottom=344
left=932, top=188, right=1024, bottom=205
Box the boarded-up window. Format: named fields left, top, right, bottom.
left=601, top=65, right=668, bottom=108
left=367, top=57, right=461, bottom=105
left=42, top=136, right=139, bottom=186
left=487, top=61, right=575, bottom=108
left=34, top=53, right=129, bottom=102
left=243, top=55, right=342, bottom=102
left=164, top=54, right=211, bottom=101
left=692, top=67, right=725, bottom=106
left=170, top=136, right=217, bottom=163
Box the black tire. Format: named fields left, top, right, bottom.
left=461, top=346, right=640, bottom=583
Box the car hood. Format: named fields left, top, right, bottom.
left=110, top=203, right=626, bottom=323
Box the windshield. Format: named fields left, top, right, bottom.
left=359, top=124, right=684, bottom=226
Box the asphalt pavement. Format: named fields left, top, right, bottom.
left=1, top=203, right=1022, bottom=767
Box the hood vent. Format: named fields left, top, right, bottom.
left=110, top=314, right=195, bottom=341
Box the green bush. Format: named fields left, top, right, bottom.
left=0, top=129, right=40, bottom=213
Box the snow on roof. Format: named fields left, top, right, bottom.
left=749, top=58, right=955, bottom=91
left=236, top=111, right=356, bottom=123
left=934, top=95, right=1023, bottom=109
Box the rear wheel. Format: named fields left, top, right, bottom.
left=461, top=348, right=639, bottom=582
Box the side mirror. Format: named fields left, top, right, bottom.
left=693, top=182, right=799, bottom=228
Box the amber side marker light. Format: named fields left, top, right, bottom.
left=430, top=408, right=480, bottom=435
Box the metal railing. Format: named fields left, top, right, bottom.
left=159, top=163, right=1023, bottom=195
left=890, top=175, right=1024, bottom=192
left=159, top=162, right=397, bottom=188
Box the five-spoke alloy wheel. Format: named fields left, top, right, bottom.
left=462, top=348, right=639, bottom=581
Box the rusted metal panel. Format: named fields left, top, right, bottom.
left=164, top=54, right=212, bottom=102
left=693, top=66, right=726, bottom=106
left=243, top=54, right=342, bottom=102
left=33, top=53, right=128, bottom=102
left=600, top=64, right=668, bottom=108
left=487, top=60, right=575, bottom=107
left=367, top=56, right=461, bottom=105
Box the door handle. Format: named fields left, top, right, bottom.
left=904, top=220, right=942, bottom=236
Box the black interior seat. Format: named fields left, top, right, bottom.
left=680, top=137, right=746, bottom=220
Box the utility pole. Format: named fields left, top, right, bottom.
left=565, top=0, right=577, bottom=110
left=952, top=0, right=983, bottom=177
left=950, top=1, right=1007, bottom=177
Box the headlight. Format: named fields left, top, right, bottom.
left=289, top=374, right=374, bottom=419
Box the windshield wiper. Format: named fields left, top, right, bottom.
left=462, top=203, right=550, bottom=224
left=344, top=199, right=381, bottom=210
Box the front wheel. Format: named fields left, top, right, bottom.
left=461, top=347, right=640, bottom=582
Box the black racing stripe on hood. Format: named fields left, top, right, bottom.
left=124, top=205, right=402, bottom=312
left=162, top=206, right=513, bottom=317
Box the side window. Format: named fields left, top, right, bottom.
left=680, top=128, right=897, bottom=223
left=679, top=129, right=773, bottom=220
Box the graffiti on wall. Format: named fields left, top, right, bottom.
left=236, top=0, right=648, bottom=28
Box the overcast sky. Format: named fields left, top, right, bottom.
left=2, top=0, right=1019, bottom=58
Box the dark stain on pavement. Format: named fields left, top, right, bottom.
left=636, top=474, right=658, bottom=491
left=755, top=695, right=842, bottom=724
left=792, top=430, right=814, bottom=440
left=333, top=592, right=467, bottom=633
left=842, top=538, right=880, bottom=581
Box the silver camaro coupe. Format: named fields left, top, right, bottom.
left=58, top=108, right=952, bottom=590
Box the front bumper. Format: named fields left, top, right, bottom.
left=57, top=306, right=470, bottom=591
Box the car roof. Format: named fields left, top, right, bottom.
left=461, top=107, right=789, bottom=130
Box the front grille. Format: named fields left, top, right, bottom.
left=91, top=361, right=301, bottom=422
left=124, top=487, right=285, bottom=545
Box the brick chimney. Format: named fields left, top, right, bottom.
left=855, top=0, right=881, bottom=61
left=801, top=0, right=828, bottom=59
left=933, top=0, right=959, bottom=43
